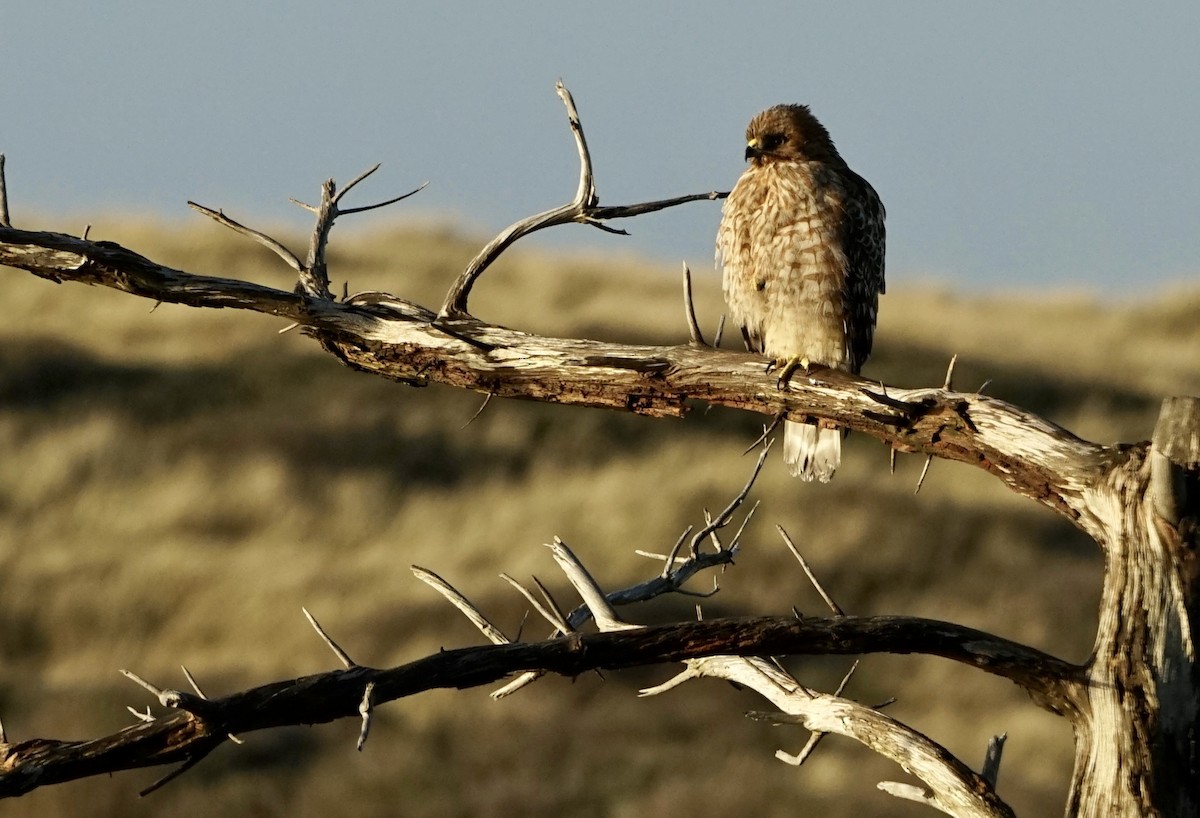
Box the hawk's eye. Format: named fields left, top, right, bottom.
left=762, top=133, right=786, bottom=151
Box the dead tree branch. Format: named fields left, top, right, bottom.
left=0, top=219, right=1129, bottom=538
left=0, top=613, right=1079, bottom=798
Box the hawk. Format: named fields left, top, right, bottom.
left=716, top=104, right=886, bottom=481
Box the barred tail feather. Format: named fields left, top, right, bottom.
left=783, top=421, right=841, bottom=482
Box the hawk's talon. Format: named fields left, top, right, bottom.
left=773, top=356, right=811, bottom=391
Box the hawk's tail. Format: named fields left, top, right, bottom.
left=783, top=421, right=840, bottom=482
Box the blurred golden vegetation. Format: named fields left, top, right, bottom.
left=2, top=216, right=1198, bottom=816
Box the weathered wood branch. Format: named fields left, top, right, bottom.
left=443, top=541, right=1019, bottom=817
left=0, top=222, right=1131, bottom=542
left=0, top=613, right=1078, bottom=798
left=1067, top=397, right=1200, bottom=816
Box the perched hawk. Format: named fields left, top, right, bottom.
left=716, top=104, right=885, bottom=481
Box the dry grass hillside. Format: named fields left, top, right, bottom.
left=3, top=217, right=1198, bottom=817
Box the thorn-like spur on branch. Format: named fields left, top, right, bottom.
left=303, top=607, right=358, bottom=669
left=982, top=733, right=1007, bottom=788
left=0, top=154, right=10, bottom=228
left=501, top=573, right=573, bottom=634
left=909, top=354, right=961, bottom=494
left=138, top=753, right=209, bottom=798
left=682, top=263, right=708, bottom=346
left=778, top=526, right=844, bottom=616
left=411, top=566, right=512, bottom=645
left=437, top=81, right=726, bottom=318
left=356, top=682, right=376, bottom=752
left=182, top=666, right=244, bottom=745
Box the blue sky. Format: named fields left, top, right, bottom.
left=4, top=2, right=1198, bottom=295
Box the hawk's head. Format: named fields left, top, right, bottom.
left=744, top=104, right=841, bottom=167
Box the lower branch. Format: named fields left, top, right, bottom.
left=0, top=614, right=1080, bottom=797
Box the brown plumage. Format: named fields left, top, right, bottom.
left=716, top=104, right=886, bottom=481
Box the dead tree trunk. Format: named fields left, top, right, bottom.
left=1, top=84, right=1198, bottom=815
left=1065, top=397, right=1200, bottom=816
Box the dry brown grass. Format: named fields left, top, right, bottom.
left=3, top=216, right=1197, bottom=816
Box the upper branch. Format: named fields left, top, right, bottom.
left=0, top=222, right=1132, bottom=537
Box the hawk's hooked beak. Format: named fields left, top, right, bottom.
left=744, top=137, right=762, bottom=162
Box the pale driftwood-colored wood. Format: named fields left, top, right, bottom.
left=1067, top=397, right=1200, bottom=817
left=0, top=224, right=1128, bottom=534
left=551, top=540, right=1015, bottom=817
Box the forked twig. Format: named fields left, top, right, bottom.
left=501, top=573, right=572, bottom=634
left=687, top=443, right=770, bottom=557
left=181, top=666, right=243, bottom=745
left=438, top=80, right=725, bottom=318
left=192, top=165, right=424, bottom=303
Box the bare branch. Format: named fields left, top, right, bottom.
left=0, top=222, right=1130, bottom=537
left=742, top=412, right=785, bottom=455
left=0, top=613, right=1079, bottom=797
left=186, top=202, right=303, bottom=273
left=437, top=81, right=725, bottom=318
left=546, top=538, right=638, bottom=632
left=688, top=443, right=769, bottom=557
left=332, top=163, right=381, bottom=206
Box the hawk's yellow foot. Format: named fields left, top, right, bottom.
left=771, top=355, right=812, bottom=390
